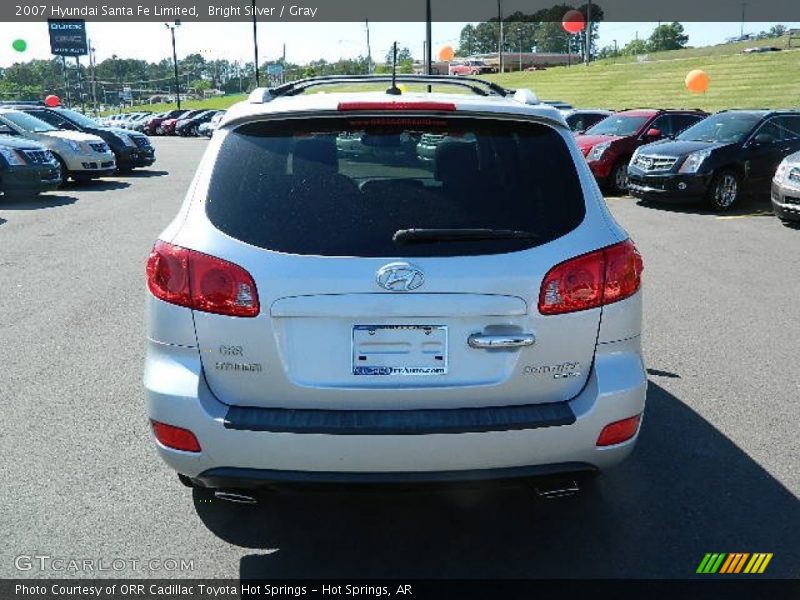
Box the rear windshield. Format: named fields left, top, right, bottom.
left=206, top=116, right=585, bottom=257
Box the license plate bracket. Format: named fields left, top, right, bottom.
left=352, top=325, right=448, bottom=376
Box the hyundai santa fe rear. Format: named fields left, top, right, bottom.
left=144, top=76, right=646, bottom=495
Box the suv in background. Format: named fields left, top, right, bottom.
left=14, top=105, right=155, bottom=172
left=144, top=75, right=646, bottom=500
left=628, top=110, right=800, bottom=210
left=0, top=135, right=61, bottom=200
left=0, top=109, right=115, bottom=182
left=576, top=109, right=707, bottom=194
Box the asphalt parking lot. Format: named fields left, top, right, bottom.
left=0, top=137, right=797, bottom=579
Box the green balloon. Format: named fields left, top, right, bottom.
left=12, top=39, right=27, bottom=52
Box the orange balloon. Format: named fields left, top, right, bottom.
left=685, top=69, right=710, bottom=93
left=438, top=46, right=455, bottom=61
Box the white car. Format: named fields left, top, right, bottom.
left=0, top=109, right=115, bottom=181
left=144, top=76, right=646, bottom=501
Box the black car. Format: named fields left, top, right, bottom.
left=175, top=110, right=221, bottom=136
left=628, top=110, right=800, bottom=210
left=13, top=105, right=156, bottom=172
left=0, top=134, right=61, bottom=199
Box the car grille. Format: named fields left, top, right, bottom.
left=784, top=196, right=800, bottom=206
left=22, top=149, right=52, bottom=164
left=89, top=142, right=109, bottom=153
left=131, top=135, right=151, bottom=149
left=633, top=154, right=678, bottom=172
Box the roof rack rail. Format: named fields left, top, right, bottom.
left=0, top=100, right=45, bottom=106
left=247, top=74, right=517, bottom=103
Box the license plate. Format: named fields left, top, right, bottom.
left=352, top=325, right=448, bottom=376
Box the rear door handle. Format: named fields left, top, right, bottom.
left=468, top=333, right=535, bottom=349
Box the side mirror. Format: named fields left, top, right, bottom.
left=0, top=125, right=17, bottom=135
left=753, top=133, right=774, bottom=145
left=645, top=128, right=662, bottom=139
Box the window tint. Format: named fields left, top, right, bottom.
left=206, top=117, right=586, bottom=257
left=673, top=114, right=703, bottom=134
left=649, top=115, right=673, bottom=137
left=585, top=115, right=649, bottom=137
left=755, top=120, right=783, bottom=143
left=776, top=116, right=800, bottom=140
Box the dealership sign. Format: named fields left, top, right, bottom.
left=48, top=19, right=88, bottom=56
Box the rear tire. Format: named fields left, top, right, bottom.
left=707, top=170, right=741, bottom=211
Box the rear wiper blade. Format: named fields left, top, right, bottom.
left=393, top=228, right=539, bottom=244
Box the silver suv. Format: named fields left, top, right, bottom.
left=144, top=76, right=646, bottom=498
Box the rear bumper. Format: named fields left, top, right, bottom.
left=772, top=182, right=800, bottom=221
left=144, top=336, right=647, bottom=483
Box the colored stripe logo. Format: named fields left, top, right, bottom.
left=697, top=553, right=773, bottom=574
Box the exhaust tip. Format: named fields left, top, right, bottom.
left=534, top=479, right=580, bottom=499
left=214, top=490, right=258, bottom=504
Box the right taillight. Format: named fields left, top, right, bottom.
left=538, top=239, right=643, bottom=315
left=146, top=240, right=259, bottom=317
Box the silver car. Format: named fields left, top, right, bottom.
left=772, top=151, right=800, bottom=225
left=144, top=76, right=646, bottom=499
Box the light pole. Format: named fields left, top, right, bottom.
left=585, top=0, right=592, bottom=65
left=165, top=21, right=181, bottom=109
left=252, top=0, right=260, bottom=86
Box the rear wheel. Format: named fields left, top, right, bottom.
left=707, top=170, right=741, bottom=211
left=609, top=161, right=629, bottom=195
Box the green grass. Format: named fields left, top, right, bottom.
left=115, top=39, right=800, bottom=115
left=486, top=42, right=800, bottom=112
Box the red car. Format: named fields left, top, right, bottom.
left=448, top=60, right=495, bottom=76
left=143, top=109, right=188, bottom=136
left=161, top=110, right=205, bottom=135
left=575, top=108, right=707, bottom=194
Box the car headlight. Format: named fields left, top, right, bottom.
left=0, top=146, right=26, bottom=166
left=587, top=141, right=611, bottom=161
left=66, top=140, right=81, bottom=152
left=678, top=149, right=712, bottom=173
left=774, top=158, right=789, bottom=182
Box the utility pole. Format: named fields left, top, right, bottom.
left=76, top=56, right=85, bottom=113
left=365, top=19, right=372, bottom=74
left=585, top=0, right=592, bottom=65
left=740, top=3, right=746, bottom=39
left=252, top=0, right=260, bottom=86
left=165, top=21, right=181, bottom=109
left=89, top=42, right=98, bottom=115
left=425, top=0, right=432, bottom=92
left=61, top=56, right=71, bottom=106
left=498, top=0, right=504, bottom=73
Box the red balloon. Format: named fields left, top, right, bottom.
left=562, top=10, right=585, bottom=34
left=44, top=95, right=61, bottom=107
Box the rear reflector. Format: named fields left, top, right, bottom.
left=146, top=240, right=259, bottom=317
left=151, top=420, right=202, bottom=453
left=337, top=101, right=457, bottom=112
left=596, top=414, right=642, bottom=447
left=538, top=239, right=643, bottom=315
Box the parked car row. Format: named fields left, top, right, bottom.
left=0, top=102, right=157, bottom=200
left=572, top=107, right=800, bottom=219
left=103, top=109, right=224, bottom=137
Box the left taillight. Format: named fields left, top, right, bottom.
left=146, top=240, right=259, bottom=317
left=151, top=420, right=201, bottom=453
left=538, top=239, right=643, bottom=315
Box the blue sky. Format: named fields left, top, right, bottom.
left=1, top=21, right=797, bottom=67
